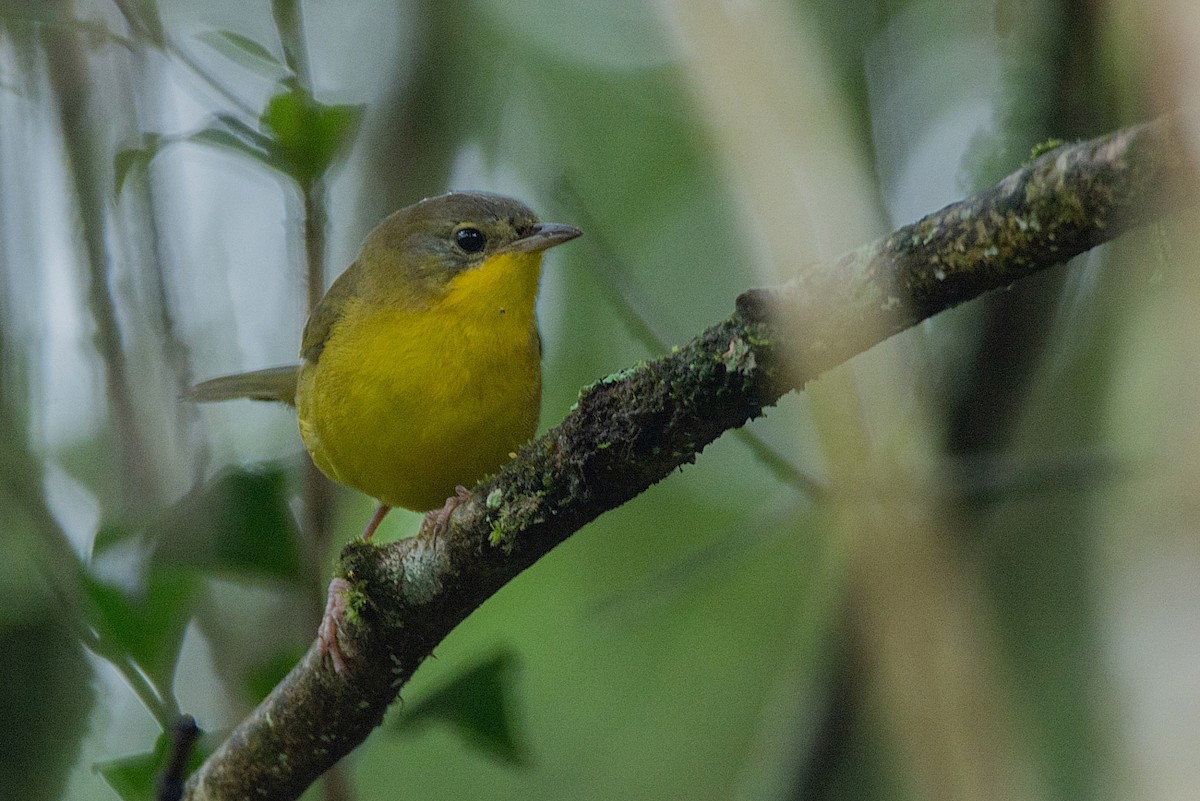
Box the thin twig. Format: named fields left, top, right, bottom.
left=110, top=0, right=260, bottom=119
left=156, top=715, right=201, bottom=801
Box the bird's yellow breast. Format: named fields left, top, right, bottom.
left=295, top=251, right=544, bottom=512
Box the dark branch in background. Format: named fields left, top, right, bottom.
left=156, top=715, right=200, bottom=801
left=183, top=118, right=1188, bottom=801
left=789, top=609, right=860, bottom=801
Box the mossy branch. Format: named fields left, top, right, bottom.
left=183, top=117, right=1188, bottom=801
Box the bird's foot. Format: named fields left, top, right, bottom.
left=317, top=577, right=353, bottom=675
left=420, top=485, right=472, bottom=540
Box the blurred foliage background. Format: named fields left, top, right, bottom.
left=2, top=0, right=1198, bottom=800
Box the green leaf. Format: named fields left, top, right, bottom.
left=395, top=650, right=528, bottom=766
left=183, top=87, right=362, bottom=188
left=114, top=133, right=165, bottom=194
left=114, top=148, right=149, bottom=194
left=151, top=466, right=303, bottom=583
left=96, top=750, right=157, bottom=801
left=121, top=114, right=287, bottom=189
left=187, top=115, right=279, bottom=172
left=260, top=82, right=363, bottom=189
left=84, top=569, right=199, bottom=690
left=195, top=30, right=288, bottom=76
left=0, top=606, right=95, bottom=801
left=93, top=522, right=138, bottom=555
left=95, top=724, right=209, bottom=801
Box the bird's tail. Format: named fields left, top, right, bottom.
left=187, top=364, right=301, bottom=406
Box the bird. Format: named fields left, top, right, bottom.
left=191, top=190, right=581, bottom=670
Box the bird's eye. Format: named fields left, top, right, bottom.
left=454, top=227, right=486, bottom=253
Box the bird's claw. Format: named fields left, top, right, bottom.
left=317, top=577, right=352, bottom=675
left=420, top=485, right=471, bottom=540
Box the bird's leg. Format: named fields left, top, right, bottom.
left=317, top=577, right=352, bottom=675
left=319, top=489, right=469, bottom=673
left=361, top=503, right=391, bottom=541
left=420, top=485, right=472, bottom=539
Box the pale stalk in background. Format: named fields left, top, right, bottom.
left=1101, top=4, right=1200, bottom=799
left=658, top=1, right=1040, bottom=798
left=44, top=14, right=161, bottom=511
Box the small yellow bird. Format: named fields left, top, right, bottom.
left=192, top=191, right=581, bottom=539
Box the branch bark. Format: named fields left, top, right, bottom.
left=183, top=117, right=1188, bottom=801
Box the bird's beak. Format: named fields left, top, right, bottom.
left=510, top=223, right=583, bottom=253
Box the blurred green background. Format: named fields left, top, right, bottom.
left=3, top=0, right=1198, bottom=800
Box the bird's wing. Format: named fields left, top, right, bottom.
left=300, top=262, right=362, bottom=364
